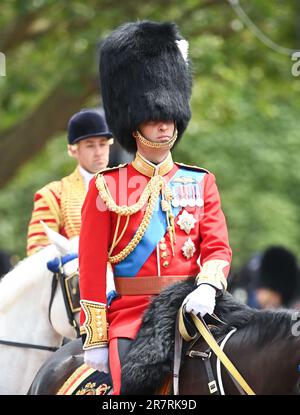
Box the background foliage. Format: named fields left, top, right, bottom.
left=0, top=0, right=300, bottom=269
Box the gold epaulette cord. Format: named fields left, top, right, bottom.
left=96, top=174, right=175, bottom=264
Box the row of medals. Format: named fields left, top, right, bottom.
left=170, top=183, right=204, bottom=208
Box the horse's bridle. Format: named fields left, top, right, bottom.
left=47, top=253, right=81, bottom=338
left=0, top=253, right=80, bottom=352
left=174, top=308, right=254, bottom=395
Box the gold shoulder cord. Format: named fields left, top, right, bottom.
left=96, top=174, right=165, bottom=264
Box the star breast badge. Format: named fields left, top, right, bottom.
left=182, top=237, right=196, bottom=259
left=177, top=210, right=197, bottom=235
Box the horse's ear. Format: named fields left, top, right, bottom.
left=40, top=221, right=71, bottom=255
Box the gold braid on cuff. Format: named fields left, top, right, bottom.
left=80, top=300, right=108, bottom=349
left=196, top=260, right=229, bottom=291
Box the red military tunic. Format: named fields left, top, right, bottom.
left=79, top=152, right=232, bottom=343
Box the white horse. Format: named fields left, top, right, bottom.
left=0, top=226, right=115, bottom=395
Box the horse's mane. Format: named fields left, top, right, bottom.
left=122, top=280, right=296, bottom=394
left=0, top=245, right=58, bottom=312
left=214, top=293, right=296, bottom=347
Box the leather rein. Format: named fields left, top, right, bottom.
left=173, top=306, right=256, bottom=395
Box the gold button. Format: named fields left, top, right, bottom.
left=163, top=261, right=169, bottom=267
left=160, top=243, right=167, bottom=251
left=161, top=252, right=167, bottom=258
left=160, top=237, right=166, bottom=243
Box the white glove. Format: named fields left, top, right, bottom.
left=183, top=283, right=216, bottom=316
left=84, top=346, right=109, bottom=373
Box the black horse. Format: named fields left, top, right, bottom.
left=28, top=281, right=300, bottom=395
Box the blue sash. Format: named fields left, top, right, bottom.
left=114, top=167, right=205, bottom=277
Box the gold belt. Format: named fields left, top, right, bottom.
left=114, top=276, right=195, bottom=295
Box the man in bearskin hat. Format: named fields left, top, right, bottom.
left=255, top=246, right=299, bottom=309
left=234, top=246, right=300, bottom=309
left=27, top=109, right=113, bottom=255
left=79, top=21, right=232, bottom=394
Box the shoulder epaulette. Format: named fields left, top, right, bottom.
left=175, top=162, right=210, bottom=174
left=96, top=163, right=128, bottom=177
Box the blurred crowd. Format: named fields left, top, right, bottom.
left=229, top=246, right=300, bottom=310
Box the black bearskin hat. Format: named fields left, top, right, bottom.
left=257, top=246, right=299, bottom=306
left=100, top=21, right=192, bottom=153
